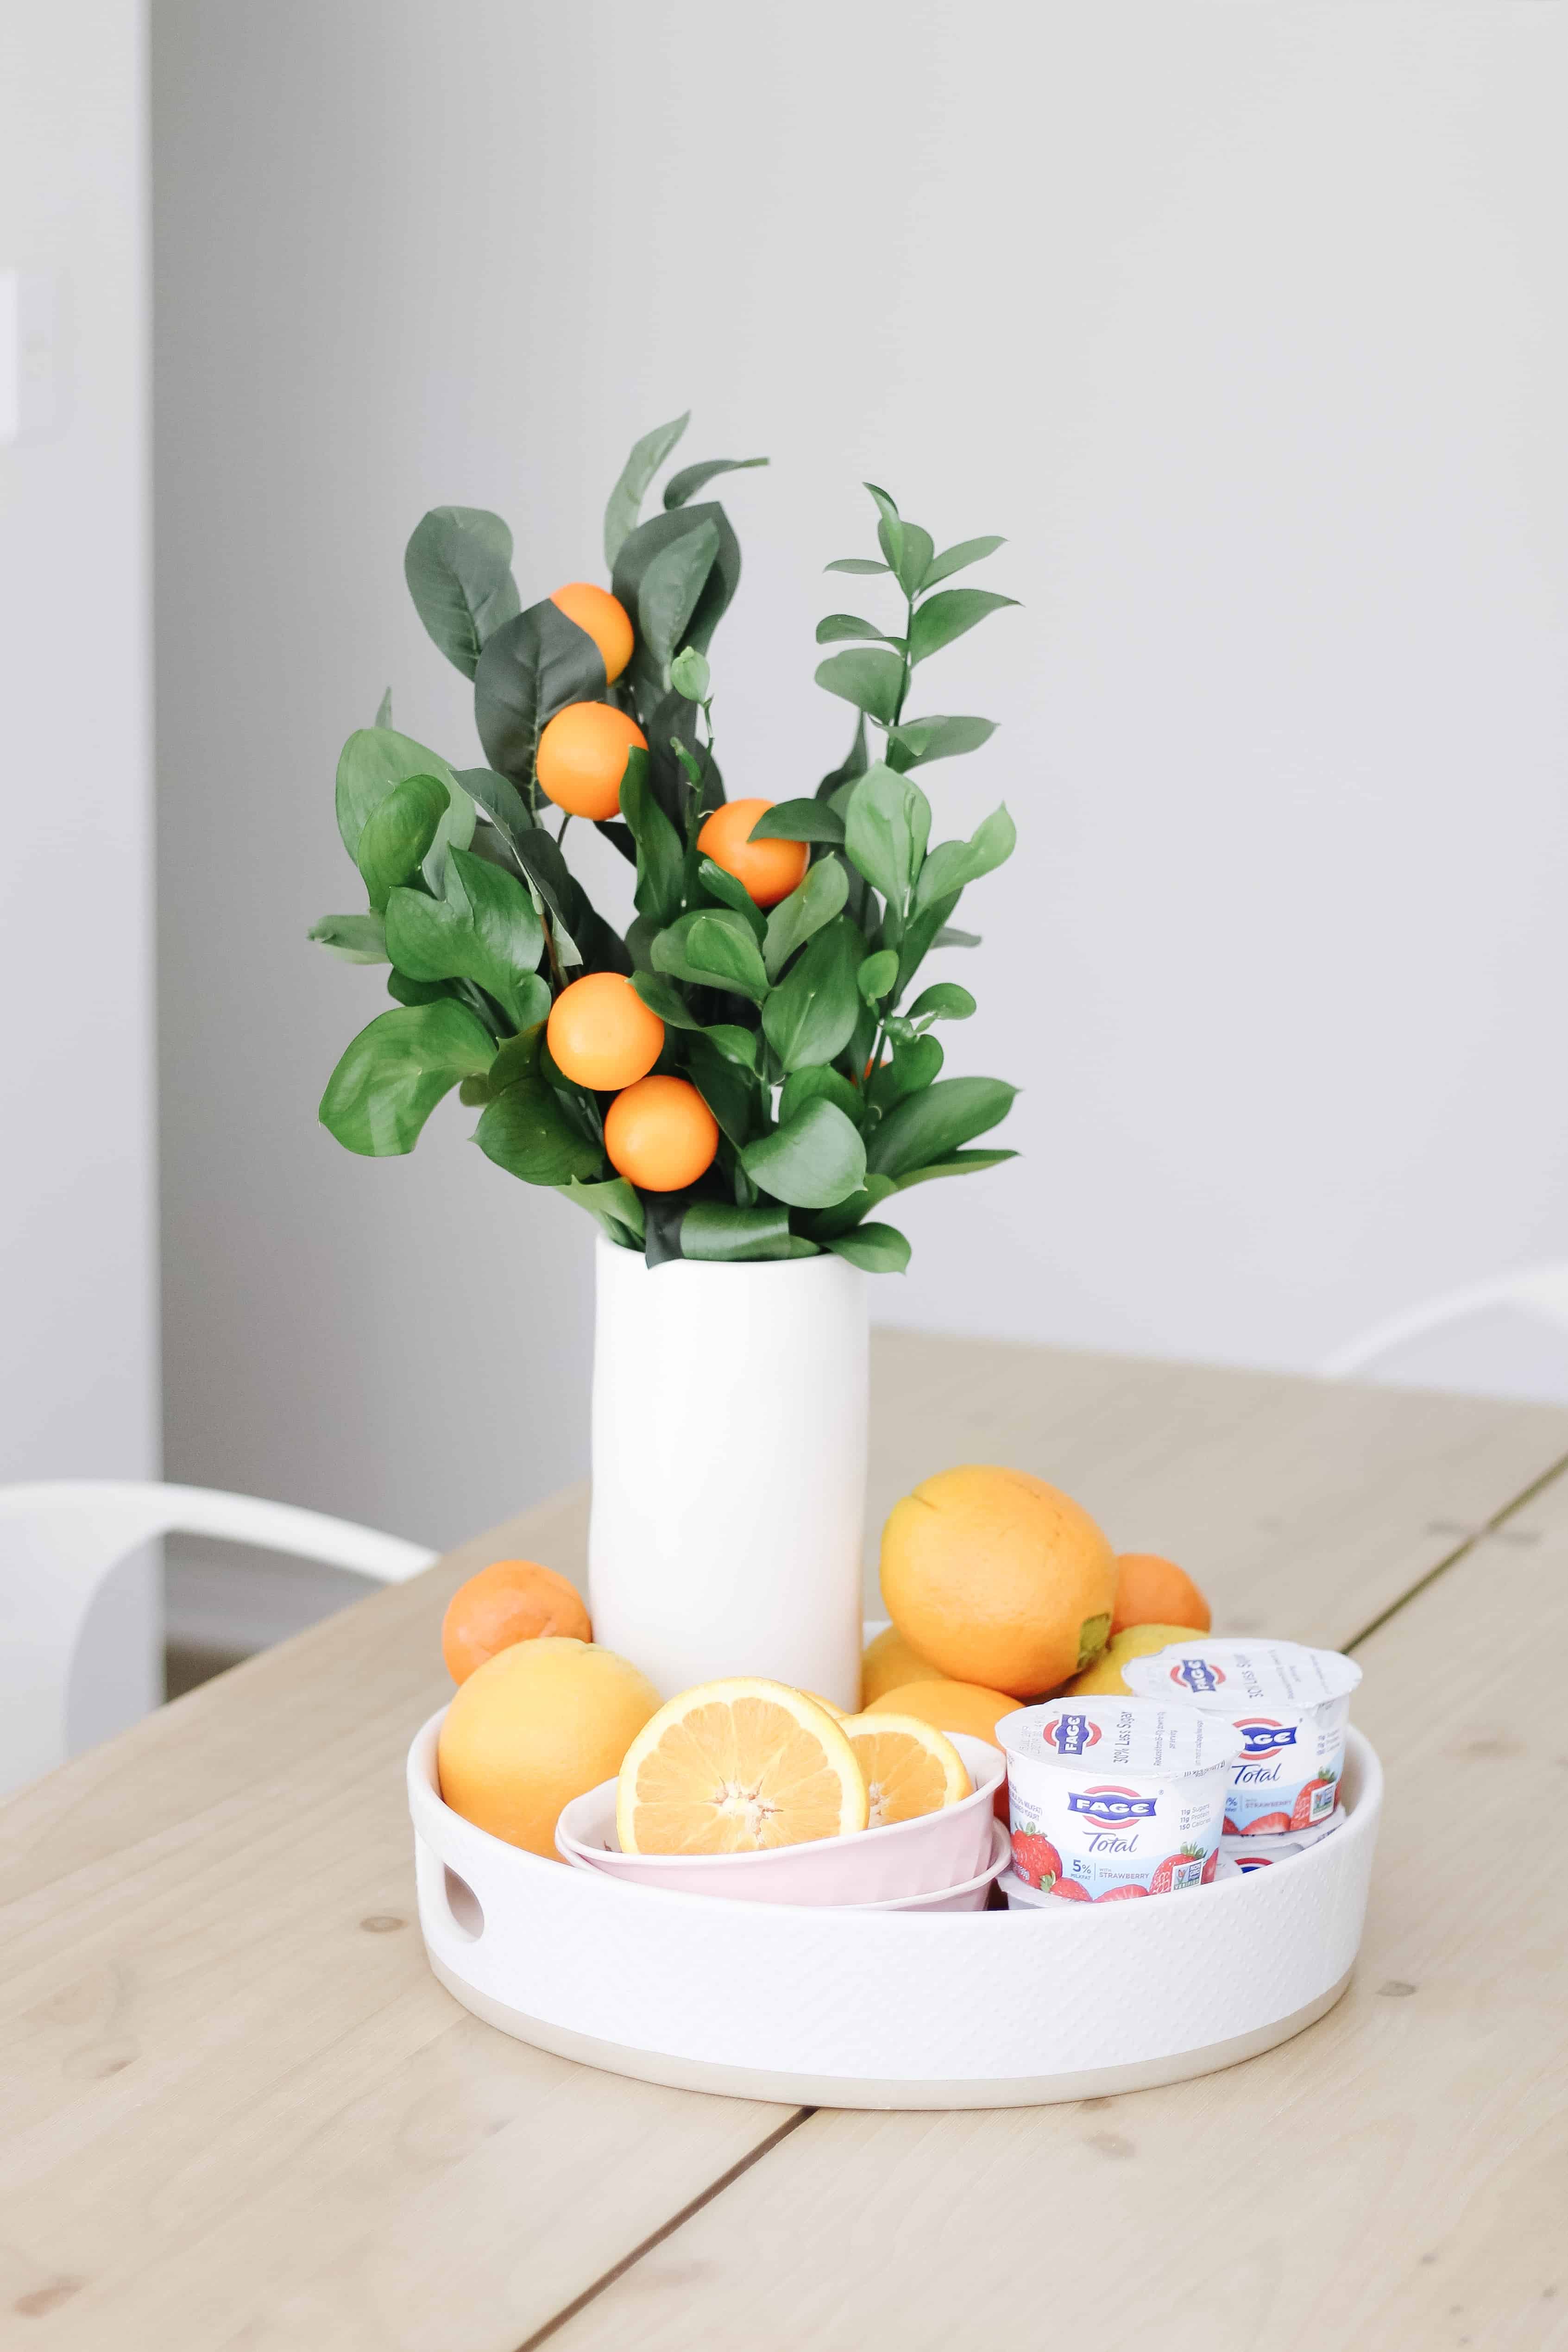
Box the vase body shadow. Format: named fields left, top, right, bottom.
left=587, top=1235, right=868, bottom=1705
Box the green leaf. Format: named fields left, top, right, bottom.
left=865, top=481, right=903, bottom=574
left=632, top=971, right=701, bottom=1029
left=702, top=1023, right=756, bottom=1067
left=456, top=767, right=536, bottom=844
left=695, top=856, right=767, bottom=937
left=843, top=763, right=932, bottom=910
left=384, top=845, right=546, bottom=1030
left=908, top=589, right=1019, bottom=667
left=373, top=687, right=392, bottom=729
left=933, top=924, right=981, bottom=950
left=743, top=1097, right=866, bottom=1209
left=684, top=1030, right=756, bottom=1145
left=908, top=981, right=976, bottom=1024
left=386, top=969, right=449, bottom=1007
left=802, top=1173, right=897, bottom=1239
left=816, top=613, right=895, bottom=645
left=762, top=855, right=849, bottom=981
left=620, top=748, right=684, bottom=926
left=558, top=1175, right=645, bottom=1247
left=652, top=907, right=769, bottom=1001
left=858, top=949, right=898, bottom=1004
left=638, top=516, right=720, bottom=670
left=886, top=715, right=997, bottom=770
left=473, top=600, right=607, bottom=790
left=475, top=1075, right=605, bottom=1185
left=920, top=534, right=1005, bottom=590
left=827, top=1222, right=910, bottom=1273
left=761, top=915, right=863, bottom=1071
left=319, top=1001, right=494, bottom=1156
left=605, top=411, right=690, bottom=568
left=915, top=804, right=1017, bottom=908
left=673, top=1201, right=795, bottom=1261
left=612, top=503, right=741, bottom=688
left=668, top=645, right=710, bottom=700
left=869, top=1032, right=942, bottom=1109
left=825, top=558, right=890, bottom=575
left=886, top=1147, right=1017, bottom=1192
left=818, top=712, right=870, bottom=801
left=460, top=1022, right=544, bottom=1106
left=664, top=455, right=768, bottom=508
left=779, top=1063, right=860, bottom=1125
left=814, top=647, right=904, bottom=725
left=355, top=772, right=448, bottom=912
left=894, top=525, right=934, bottom=600
left=309, top=912, right=388, bottom=964
left=749, top=800, right=845, bottom=845
left=403, top=507, right=520, bottom=679
left=335, top=727, right=475, bottom=892
left=866, top=1076, right=1018, bottom=1177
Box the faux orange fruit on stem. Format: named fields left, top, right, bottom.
left=547, top=971, right=664, bottom=1092
left=436, top=1637, right=660, bottom=1857
left=879, top=1464, right=1116, bottom=1699
left=549, top=581, right=635, bottom=684
left=441, top=1559, right=592, bottom=1684
left=696, top=797, right=809, bottom=909
left=604, top=1073, right=718, bottom=1190
left=1111, top=1553, right=1211, bottom=1637
left=535, top=702, right=647, bottom=820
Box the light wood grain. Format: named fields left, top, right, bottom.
left=0, top=1343, right=1563, bottom=2351
left=544, top=1456, right=1568, bottom=2352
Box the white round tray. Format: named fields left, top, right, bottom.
left=408, top=1711, right=1382, bottom=2109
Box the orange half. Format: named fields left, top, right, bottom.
left=839, top=1712, right=972, bottom=1828
left=616, top=1679, right=869, bottom=1855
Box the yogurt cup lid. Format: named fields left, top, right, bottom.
left=996, top=1695, right=1242, bottom=1778
left=1122, top=1638, right=1361, bottom=1712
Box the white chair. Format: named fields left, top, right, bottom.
left=0, top=1481, right=437, bottom=1797
left=1323, top=1262, right=1568, bottom=1385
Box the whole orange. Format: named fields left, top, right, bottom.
left=441, top=1559, right=592, bottom=1684
left=548, top=972, right=664, bottom=1091
left=436, top=1636, right=661, bottom=1857
left=1111, top=1553, right=1211, bottom=1638
left=550, top=581, right=635, bottom=685
left=879, top=1465, right=1117, bottom=1699
left=604, top=1075, right=718, bottom=1191
left=860, top=1623, right=933, bottom=1706
left=697, top=799, right=809, bottom=909
left=866, top=1677, right=1016, bottom=1748
left=536, top=703, right=647, bottom=820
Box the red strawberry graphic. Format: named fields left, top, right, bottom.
left=1095, top=1882, right=1148, bottom=1901
left=1010, top=1830, right=1062, bottom=1890
left=1290, top=1775, right=1337, bottom=1830
left=1147, top=1843, right=1207, bottom=1895
left=1050, top=1876, right=1091, bottom=1900
left=1201, top=1849, right=1219, bottom=1884
left=1240, top=1811, right=1292, bottom=1837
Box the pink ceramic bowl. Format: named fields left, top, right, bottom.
left=555, top=1731, right=1005, bottom=1905
left=847, top=1818, right=1009, bottom=1913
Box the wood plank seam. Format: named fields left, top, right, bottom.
left=1342, top=1439, right=1568, bottom=1651
left=509, top=2108, right=816, bottom=2352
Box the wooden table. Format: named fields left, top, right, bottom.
left=5, top=1333, right=1568, bottom=2352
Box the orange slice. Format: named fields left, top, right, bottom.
left=839, top=1712, right=972, bottom=1828
left=616, top=1679, right=869, bottom=1855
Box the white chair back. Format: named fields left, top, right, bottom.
left=0, top=1481, right=436, bottom=1796
left=1323, top=1262, right=1568, bottom=1382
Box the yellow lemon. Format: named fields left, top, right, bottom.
left=1064, top=1623, right=1205, bottom=1696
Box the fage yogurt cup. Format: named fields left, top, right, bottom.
left=1124, top=1640, right=1361, bottom=1836
left=995, top=1697, right=1242, bottom=1903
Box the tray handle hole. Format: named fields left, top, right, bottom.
left=442, top=1866, right=485, bottom=1942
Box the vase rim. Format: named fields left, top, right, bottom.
left=593, top=1232, right=863, bottom=1279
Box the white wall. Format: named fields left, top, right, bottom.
left=152, top=1, right=1568, bottom=1572
left=1, top=1, right=158, bottom=1735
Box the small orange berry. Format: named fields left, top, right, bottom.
left=548, top=973, right=664, bottom=1091
left=604, top=1075, right=719, bottom=1192
left=536, top=703, right=647, bottom=820
left=697, top=798, right=809, bottom=909
left=550, top=582, right=635, bottom=685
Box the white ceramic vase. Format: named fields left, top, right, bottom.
left=587, top=1234, right=868, bottom=1705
